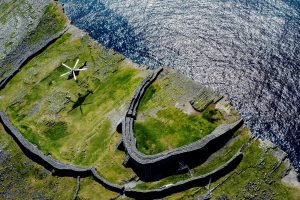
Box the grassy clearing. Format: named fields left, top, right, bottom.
left=0, top=124, right=76, bottom=200
left=0, top=29, right=147, bottom=184
left=135, top=129, right=299, bottom=200
left=78, top=177, right=133, bottom=200
left=134, top=128, right=249, bottom=190
left=135, top=106, right=218, bottom=155
left=134, top=69, right=223, bottom=155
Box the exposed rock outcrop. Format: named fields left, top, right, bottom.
left=0, top=1, right=69, bottom=89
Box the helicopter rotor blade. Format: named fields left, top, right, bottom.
left=73, top=59, right=79, bottom=69
left=60, top=72, right=70, bottom=77
left=75, top=68, right=88, bottom=71
left=62, top=63, right=72, bottom=70
left=73, top=70, right=77, bottom=80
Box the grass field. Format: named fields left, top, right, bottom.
left=0, top=4, right=299, bottom=199
left=135, top=106, right=219, bottom=154
left=0, top=124, right=76, bottom=200
left=0, top=28, right=146, bottom=184
left=134, top=128, right=248, bottom=190
left=134, top=70, right=223, bottom=155
left=134, top=128, right=300, bottom=200
left=210, top=140, right=299, bottom=199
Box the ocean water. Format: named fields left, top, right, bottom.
left=59, top=0, right=300, bottom=172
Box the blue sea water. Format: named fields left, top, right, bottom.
left=59, top=0, right=300, bottom=172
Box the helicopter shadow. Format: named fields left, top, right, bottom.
left=68, top=90, right=93, bottom=115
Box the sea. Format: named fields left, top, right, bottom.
left=59, top=0, right=300, bottom=172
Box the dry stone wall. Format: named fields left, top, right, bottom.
left=0, top=111, right=91, bottom=173
left=0, top=35, right=244, bottom=197
left=120, top=68, right=243, bottom=179
left=124, top=152, right=243, bottom=199
left=0, top=70, right=243, bottom=197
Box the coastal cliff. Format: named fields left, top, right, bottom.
left=0, top=1, right=299, bottom=199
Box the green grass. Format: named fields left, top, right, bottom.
left=134, top=128, right=249, bottom=190
left=135, top=106, right=219, bottom=155
left=28, top=2, right=68, bottom=45
left=1, top=1, right=299, bottom=199
left=134, top=70, right=223, bottom=155
left=134, top=129, right=299, bottom=200
left=78, top=177, right=133, bottom=200
left=0, top=123, right=76, bottom=200
left=0, top=29, right=147, bottom=184
left=44, top=121, right=69, bottom=141
left=192, top=128, right=249, bottom=176
left=210, top=140, right=299, bottom=200
left=202, top=108, right=219, bottom=123
left=139, top=84, right=159, bottom=110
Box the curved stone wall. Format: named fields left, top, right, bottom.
left=0, top=111, right=91, bottom=173
left=0, top=73, right=243, bottom=198
left=126, top=68, right=163, bottom=118
left=0, top=108, right=243, bottom=197
left=120, top=68, right=243, bottom=179
left=0, top=1, right=246, bottom=198
left=91, top=167, right=124, bottom=193
left=0, top=110, right=124, bottom=193
left=123, top=117, right=243, bottom=165
left=0, top=25, right=69, bottom=89
left=124, top=152, right=243, bottom=199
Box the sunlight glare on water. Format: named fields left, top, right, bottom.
left=59, top=0, right=300, bottom=171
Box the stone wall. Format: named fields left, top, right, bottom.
left=0, top=110, right=124, bottom=193
left=124, top=152, right=243, bottom=199
left=0, top=2, right=70, bottom=89
left=0, top=1, right=246, bottom=198
left=120, top=68, right=243, bottom=180
left=0, top=111, right=91, bottom=174
left=0, top=73, right=243, bottom=198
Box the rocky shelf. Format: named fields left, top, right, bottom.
left=0, top=1, right=69, bottom=89
left=0, top=1, right=299, bottom=199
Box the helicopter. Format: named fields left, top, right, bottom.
left=60, top=59, right=88, bottom=80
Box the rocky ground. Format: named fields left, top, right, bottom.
left=0, top=1, right=299, bottom=199
left=0, top=0, right=68, bottom=84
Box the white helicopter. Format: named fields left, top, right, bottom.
left=60, top=59, right=87, bottom=80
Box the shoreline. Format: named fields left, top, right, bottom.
left=0, top=0, right=299, bottom=198
left=64, top=15, right=300, bottom=183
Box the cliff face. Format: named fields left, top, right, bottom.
left=0, top=0, right=69, bottom=87
left=0, top=1, right=299, bottom=200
